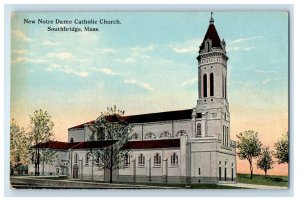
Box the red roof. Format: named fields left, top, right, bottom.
left=33, top=141, right=80, bottom=149
left=69, top=120, right=94, bottom=130
left=33, top=140, right=116, bottom=150
left=71, top=140, right=117, bottom=149
left=68, top=109, right=193, bottom=130
left=123, top=139, right=180, bottom=150
left=199, top=23, right=222, bottom=51
left=33, top=139, right=180, bottom=150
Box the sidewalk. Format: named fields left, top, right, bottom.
left=219, top=183, right=288, bottom=189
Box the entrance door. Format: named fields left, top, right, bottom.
left=219, top=167, right=222, bottom=181
left=73, top=165, right=78, bottom=179
left=224, top=168, right=227, bottom=181
left=231, top=168, right=234, bottom=181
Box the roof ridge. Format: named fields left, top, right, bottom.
left=68, top=108, right=193, bottom=130
left=69, top=141, right=84, bottom=149
left=125, top=108, right=192, bottom=117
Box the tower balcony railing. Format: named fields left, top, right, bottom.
left=197, top=97, right=228, bottom=105
left=197, top=97, right=216, bottom=105
left=190, top=136, right=218, bottom=143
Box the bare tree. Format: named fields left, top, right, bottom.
left=88, top=106, right=133, bottom=183
left=256, top=146, right=274, bottom=177
left=274, top=132, right=289, bottom=164
left=28, top=109, right=55, bottom=176
left=236, top=130, right=262, bottom=179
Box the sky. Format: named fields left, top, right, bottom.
left=10, top=12, right=288, bottom=175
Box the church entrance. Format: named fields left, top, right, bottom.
left=73, top=164, right=78, bottom=179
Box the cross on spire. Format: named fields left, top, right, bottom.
left=209, top=12, right=214, bottom=24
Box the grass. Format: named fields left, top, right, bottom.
left=81, top=180, right=246, bottom=189
left=12, top=174, right=289, bottom=188
left=145, top=183, right=245, bottom=189
left=11, top=175, right=68, bottom=180
left=11, top=176, right=245, bottom=189
left=237, top=173, right=288, bottom=187
left=35, top=176, right=68, bottom=180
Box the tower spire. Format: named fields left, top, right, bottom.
left=209, top=12, right=214, bottom=24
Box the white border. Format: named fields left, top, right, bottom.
left=1, top=1, right=298, bottom=199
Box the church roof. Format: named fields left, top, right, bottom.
left=33, top=139, right=180, bottom=150
left=33, top=140, right=117, bottom=150
left=68, top=109, right=193, bottom=130
left=123, top=139, right=180, bottom=150
left=199, top=21, right=223, bottom=51
left=72, top=140, right=117, bottom=149
left=124, top=109, right=193, bottom=123
left=33, top=141, right=80, bottom=150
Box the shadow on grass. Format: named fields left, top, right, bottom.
left=237, top=173, right=288, bottom=187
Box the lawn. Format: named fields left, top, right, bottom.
left=11, top=175, right=68, bottom=180
left=81, top=180, right=246, bottom=189
left=149, top=183, right=245, bottom=189
left=237, top=173, right=288, bottom=187
left=13, top=174, right=289, bottom=189
left=34, top=175, right=68, bottom=180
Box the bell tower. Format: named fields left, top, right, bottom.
left=194, top=13, right=230, bottom=147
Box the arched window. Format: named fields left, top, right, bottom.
left=225, top=77, right=227, bottom=99
left=197, top=123, right=202, bottom=136
left=145, top=132, right=156, bottom=140
left=175, top=130, right=187, bottom=138
left=222, top=125, right=229, bottom=147
left=138, top=154, right=145, bottom=166
left=124, top=154, right=130, bottom=167
left=210, top=73, right=214, bottom=96
left=131, top=133, right=140, bottom=140
left=222, top=76, right=225, bottom=98
left=74, top=153, right=78, bottom=164
left=203, top=74, right=207, bottom=97
left=226, top=127, right=229, bottom=147
left=170, top=153, right=178, bottom=166
left=95, top=152, right=100, bottom=164
left=85, top=153, right=89, bottom=164
left=154, top=153, right=161, bottom=166
left=31, top=152, right=35, bottom=163
left=70, top=137, right=74, bottom=143
left=206, top=41, right=211, bottom=52
left=159, top=131, right=172, bottom=138
left=223, top=125, right=225, bottom=146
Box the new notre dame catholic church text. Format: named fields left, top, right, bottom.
left=29, top=15, right=237, bottom=184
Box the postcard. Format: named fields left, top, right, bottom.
left=10, top=11, right=288, bottom=189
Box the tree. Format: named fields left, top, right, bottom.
left=274, top=132, right=289, bottom=164
left=256, top=146, right=274, bottom=177
left=88, top=106, right=134, bottom=183
left=28, top=109, right=55, bottom=176
left=236, top=130, right=262, bottom=179
left=10, top=119, right=30, bottom=175
left=40, top=148, right=57, bottom=176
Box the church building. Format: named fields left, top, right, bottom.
left=28, top=15, right=236, bottom=184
